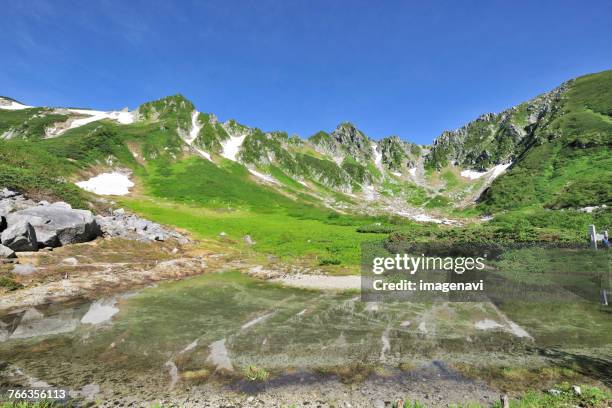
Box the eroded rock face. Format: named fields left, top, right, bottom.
left=11, top=205, right=101, bottom=247
left=0, top=219, right=38, bottom=251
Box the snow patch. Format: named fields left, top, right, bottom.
left=63, top=109, right=134, bottom=132
left=194, top=147, right=212, bottom=161
left=395, top=211, right=459, bottom=226
left=391, top=171, right=402, bottom=177
left=0, top=100, right=33, bottom=110
left=461, top=163, right=512, bottom=180
left=460, top=169, right=487, bottom=180
left=185, top=110, right=202, bottom=145
left=221, top=134, right=247, bottom=161
left=411, top=213, right=444, bottom=223
left=248, top=169, right=279, bottom=185
left=371, top=143, right=383, bottom=169
left=408, top=168, right=417, bottom=177
left=76, top=172, right=134, bottom=196
left=491, top=163, right=511, bottom=178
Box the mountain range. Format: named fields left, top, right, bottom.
left=1, top=70, right=610, bottom=220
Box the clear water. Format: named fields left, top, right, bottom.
left=0, top=271, right=606, bottom=398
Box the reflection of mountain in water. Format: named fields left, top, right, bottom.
left=0, top=297, right=120, bottom=342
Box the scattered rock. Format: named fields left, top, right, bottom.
left=0, top=189, right=186, bottom=251
left=96, top=211, right=187, bottom=243
left=244, top=235, right=256, bottom=245
left=13, top=263, right=36, bottom=275
left=0, top=244, right=16, bottom=258
left=1, top=219, right=38, bottom=251
left=61, top=257, right=79, bottom=266
left=548, top=389, right=561, bottom=396
left=0, top=188, right=18, bottom=199
left=572, top=385, right=581, bottom=396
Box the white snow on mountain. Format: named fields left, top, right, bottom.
left=0, top=100, right=33, bottom=110
left=461, top=163, right=512, bottom=181
left=76, top=172, right=134, bottom=196
left=248, top=169, right=279, bottom=184
left=186, top=110, right=202, bottom=145
left=221, top=134, right=247, bottom=161
left=371, top=143, right=383, bottom=169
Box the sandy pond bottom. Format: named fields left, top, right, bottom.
left=0, top=271, right=608, bottom=405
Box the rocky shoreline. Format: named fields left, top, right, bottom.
left=0, top=188, right=197, bottom=312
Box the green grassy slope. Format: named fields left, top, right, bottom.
left=479, top=70, right=612, bottom=212
left=126, top=155, right=391, bottom=265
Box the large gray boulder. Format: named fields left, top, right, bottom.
left=11, top=205, right=101, bottom=248
left=0, top=219, right=38, bottom=251
left=0, top=244, right=16, bottom=258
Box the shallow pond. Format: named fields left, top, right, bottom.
left=0, top=271, right=609, bottom=400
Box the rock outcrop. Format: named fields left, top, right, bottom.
left=426, top=82, right=570, bottom=169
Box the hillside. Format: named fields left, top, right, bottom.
left=0, top=70, right=610, bottom=258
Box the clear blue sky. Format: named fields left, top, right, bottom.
left=2, top=0, right=611, bottom=144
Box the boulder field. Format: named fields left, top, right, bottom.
left=0, top=188, right=187, bottom=257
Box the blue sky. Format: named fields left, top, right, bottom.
left=2, top=0, right=611, bottom=143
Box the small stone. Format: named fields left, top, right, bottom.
left=13, top=263, right=36, bottom=275
left=61, top=257, right=79, bottom=266
left=572, top=385, right=581, bottom=396
left=247, top=396, right=255, bottom=403
left=548, top=389, right=561, bottom=396
left=244, top=234, right=256, bottom=245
